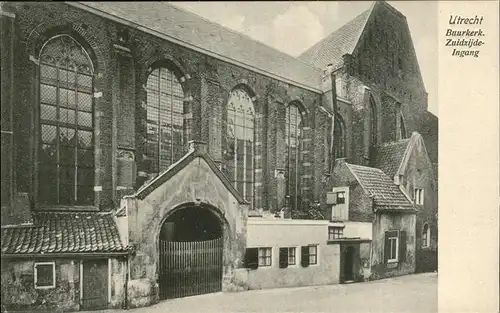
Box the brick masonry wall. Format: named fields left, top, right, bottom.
left=5, top=2, right=326, bottom=214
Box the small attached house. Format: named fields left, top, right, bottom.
left=243, top=217, right=341, bottom=290
left=328, top=159, right=417, bottom=281
left=372, top=132, right=438, bottom=273
left=1, top=211, right=128, bottom=312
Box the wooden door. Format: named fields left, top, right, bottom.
left=344, top=247, right=355, bottom=282
left=81, top=259, right=108, bottom=310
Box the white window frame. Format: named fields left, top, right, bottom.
left=422, top=223, right=431, bottom=248
left=328, top=226, right=344, bottom=240
left=287, top=247, right=297, bottom=266
left=308, top=245, right=319, bottom=266
left=258, top=247, right=272, bottom=267
left=415, top=188, right=424, bottom=205
left=387, top=235, right=399, bottom=263
left=34, top=261, right=56, bottom=289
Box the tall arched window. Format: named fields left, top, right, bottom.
left=145, top=66, right=185, bottom=173
left=225, top=88, right=255, bottom=204
left=286, top=103, right=303, bottom=210
left=334, top=114, right=346, bottom=158
left=38, top=35, right=95, bottom=206
left=398, top=113, right=407, bottom=140
left=422, top=223, right=430, bottom=248
left=369, top=97, right=377, bottom=146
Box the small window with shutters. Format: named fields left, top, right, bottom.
left=279, top=247, right=296, bottom=268
left=384, top=230, right=407, bottom=264
left=258, top=247, right=272, bottom=267
left=244, top=248, right=259, bottom=270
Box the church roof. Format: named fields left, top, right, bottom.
left=298, top=5, right=374, bottom=69
left=346, top=163, right=413, bottom=208
left=70, top=2, right=322, bottom=91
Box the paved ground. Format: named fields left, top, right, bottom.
left=92, top=273, right=437, bottom=313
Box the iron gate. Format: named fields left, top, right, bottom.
left=159, top=237, right=223, bottom=300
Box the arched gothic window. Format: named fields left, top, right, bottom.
left=38, top=35, right=95, bottom=206
left=369, top=97, right=378, bottom=146
left=422, top=223, right=430, bottom=248
left=145, top=66, right=185, bottom=173
left=398, top=112, right=407, bottom=140
left=286, top=103, right=303, bottom=210
left=225, top=88, right=255, bottom=204
left=334, top=114, right=346, bottom=158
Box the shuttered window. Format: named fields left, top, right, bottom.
left=244, top=248, right=258, bottom=269
left=258, top=247, right=272, bottom=267
left=384, top=230, right=407, bottom=263
left=279, top=247, right=296, bottom=268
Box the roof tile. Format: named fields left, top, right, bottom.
left=371, top=138, right=411, bottom=179
left=75, top=2, right=322, bottom=90
left=298, top=7, right=372, bottom=69
left=346, top=163, right=413, bottom=208
left=1, top=211, right=127, bottom=255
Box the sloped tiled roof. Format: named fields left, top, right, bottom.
left=346, top=163, right=413, bottom=208
left=1, top=211, right=127, bottom=255
left=298, top=5, right=373, bottom=69
left=371, top=138, right=411, bottom=179
left=71, top=2, right=322, bottom=90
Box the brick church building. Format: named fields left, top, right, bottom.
left=1, top=1, right=438, bottom=311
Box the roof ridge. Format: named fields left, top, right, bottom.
left=167, top=2, right=321, bottom=71
left=350, top=1, right=376, bottom=55
left=377, top=138, right=411, bottom=147
left=347, top=162, right=384, bottom=173
left=299, top=3, right=374, bottom=59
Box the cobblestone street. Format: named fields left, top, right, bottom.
left=88, top=273, right=437, bottom=313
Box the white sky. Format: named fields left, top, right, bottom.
left=172, top=1, right=438, bottom=116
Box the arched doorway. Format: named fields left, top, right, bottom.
left=158, top=204, right=224, bottom=300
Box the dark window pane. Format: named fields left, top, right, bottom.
left=38, top=165, right=58, bottom=204
left=77, top=167, right=94, bottom=186
left=77, top=185, right=94, bottom=205
left=77, top=148, right=94, bottom=167
left=40, top=144, right=57, bottom=164
left=59, top=183, right=74, bottom=205
left=36, top=264, right=54, bottom=287
left=40, top=84, right=57, bottom=105
left=59, top=146, right=75, bottom=166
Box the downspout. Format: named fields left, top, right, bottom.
left=123, top=252, right=129, bottom=310
left=329, top=65, right=337, bottom=174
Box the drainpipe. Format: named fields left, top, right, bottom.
left=123, top=252, right=130, bottom=310
left=329, top=64, right=337, bottom=174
